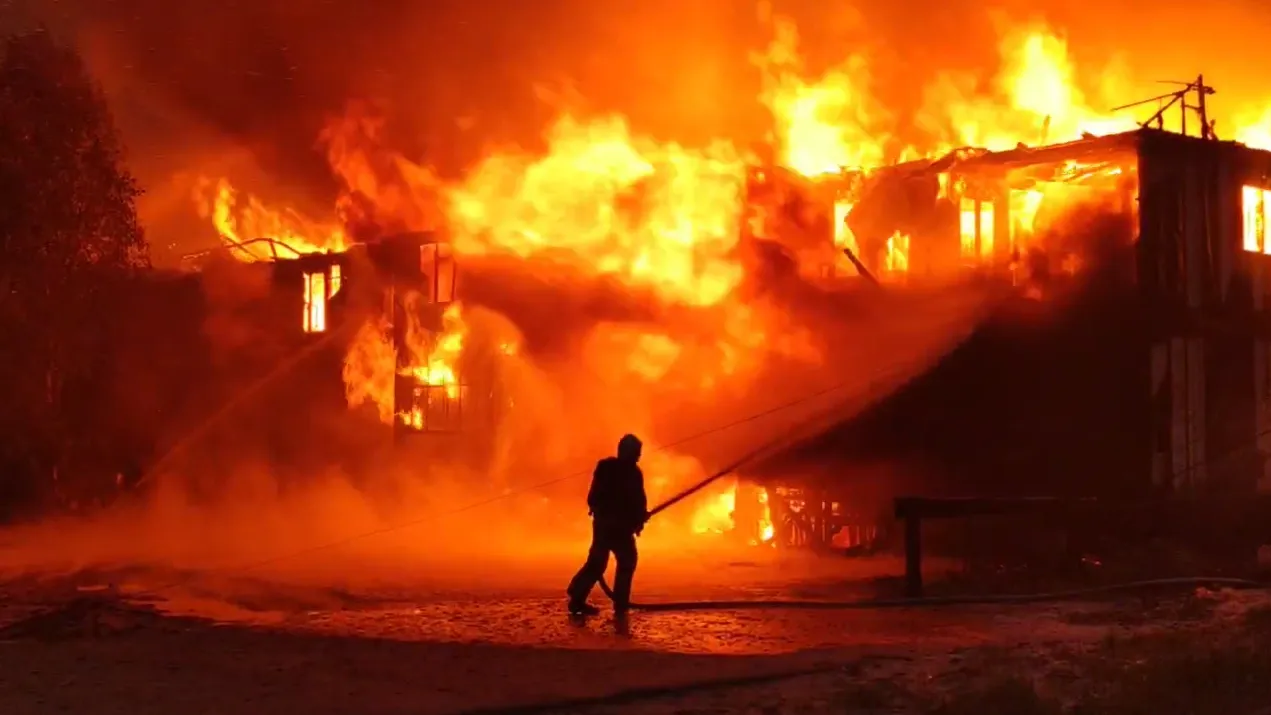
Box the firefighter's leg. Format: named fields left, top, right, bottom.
left=610, top=532, right=639, bottom=611
left=567, top=523, right=611, bottom=604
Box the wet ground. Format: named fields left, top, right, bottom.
left=156, top=552, right=995, bottom=654
left=4, top=547, right=1238, bottom=714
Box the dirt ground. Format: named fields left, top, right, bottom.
left=2, top=548, right=1268, bottom=715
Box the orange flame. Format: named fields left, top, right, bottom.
left=920, top=25, right=1136, bottom=152
left=398, top=302, right=465, bottom=431
left=343, top=318, right=397, bottom=424
left=194, top=177, right=349, bottom=260
left=1235, top=106, right=1271, bottom=150
left=445, top=115, right=747, bottom=307
left=758, top=488, right=775, bottom=543
left=754, top=17, right=892, bottom=176
left=1242, top=185, right=1271, bottom=255
left=691, top=483, right=736, bottom=535
left=883, top=231, right=910, bottom=275
left=402, top=302, right=465, bottom=400
left=341, top=298, right=466, bottom=427
left=689, top=480, right=776, bottom=546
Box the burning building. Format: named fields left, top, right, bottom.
left=750, top=120, right=1271, bottom=551
left=136, top=100, right=1271, bottom=561
left=151, top=105, right=1271, bottom=556
left=118, top=9, right=1271, bottom=557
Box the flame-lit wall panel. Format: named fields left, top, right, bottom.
left=755, top=286, right=1151, bottom=499
left=761, top=130, right=1271, bottom=506
left=1136, top=130, right=1270, bottom=496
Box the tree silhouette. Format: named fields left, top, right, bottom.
left=0, top=29, right=149, bottom=513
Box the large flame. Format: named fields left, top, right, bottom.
left=920, top=25, right=1138, bottom=151
left=754, top=17, right=896, bottom=176
left=1234, top=105, right=1271, bottom=150
left=446, top=115, right=747, bottom=308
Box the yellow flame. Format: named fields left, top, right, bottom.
left=884, top=231, right=910, bottom=274
left=1243, top=185, right=1271, bottom=255
left=754, top=18, right=893, bottom=177
left=194, top=177, right=348, bottom=259
left=341, top=299, right=466, bottom=426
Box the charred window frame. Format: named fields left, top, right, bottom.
left=399, top=383, right=468, bottom=433
left=329, top=263, right=343, bottom=297
left=302, top=271, right=326, bottom=333
left=420, top=243, right=457, bottom=304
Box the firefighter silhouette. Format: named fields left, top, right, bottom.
left=566, top=434, right=649, bottom=615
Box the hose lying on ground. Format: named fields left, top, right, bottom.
left=597, top=575, right=1267, bottom=612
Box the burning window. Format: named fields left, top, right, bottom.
left=329, top=263, right=343, bottom=297
left=1242, top=185, right=1271, bottom=254
left=959, top=197, right=996, bottom=261
left=303, top=271, right=327, bottom=333
left=833, top=199, right=856, bottom=252
left=394, top=301, right=466, bottom=432
left=302, top=265, right=344, bottom=333
left=420, top=243, right=457, bottom=304
left=1008, top=189, right=1044, bottom=249
left=883, top=231, right=910, bottom=275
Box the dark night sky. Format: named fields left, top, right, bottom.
left=4, top=0, right=1271, bottom=259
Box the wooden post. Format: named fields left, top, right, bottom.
left=904, top=515, right=923, bottom=598
left=389, top=283, right=411, bottom=443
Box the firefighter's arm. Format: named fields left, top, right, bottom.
left=636, top=467, right=649, bottom=524
left=586, top=463, right=602, bottom=516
